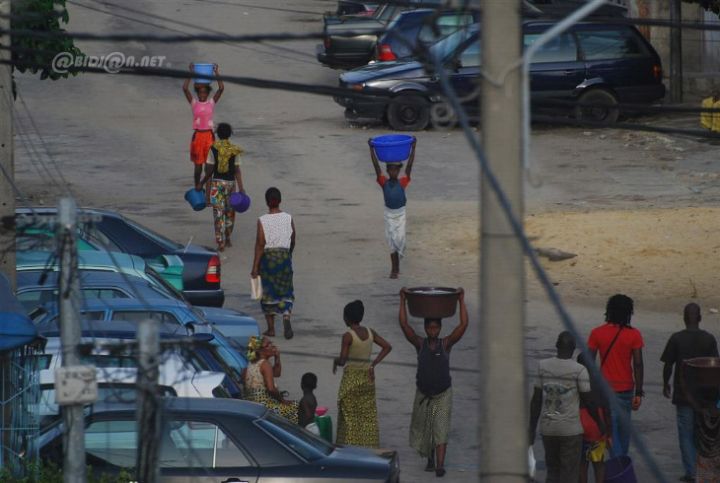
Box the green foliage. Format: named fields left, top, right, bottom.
left=0, top=463, right=133, bottom=482
left=11, top=0, right=81, bottom=80
left=683, top=0, right=720, bottom=15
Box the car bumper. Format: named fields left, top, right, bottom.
left=616, top=83, right=666, bottom=103
left=334, top=94, right=387, bottom=120
left=317, top=44, right=371, bottom=68
left=183, top=289, right=224, bottom=307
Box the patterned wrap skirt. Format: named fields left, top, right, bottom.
left=244, top=387, right=299, bottom=424
left=336, top=366, right=380, bottom=448
left=259, top=248, right=294, bottom=315
left=409, top=387, right=452, bottom=458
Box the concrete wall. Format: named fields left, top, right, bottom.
left=629, top=0, right=720, bottom=99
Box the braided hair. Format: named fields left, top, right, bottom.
left=605, top=294, right=634, bottom=326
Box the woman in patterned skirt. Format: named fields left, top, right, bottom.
left=251, top=187, right=296, bottom=339
left=333, top=300, right=392, bottom=448
left=242, top=336, right=299, bottom=423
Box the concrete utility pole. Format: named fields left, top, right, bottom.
left=669, top=0, right=683, bottom=103
left=480, top=1, right=527, bottom=482
left=136, top=318, right=161, bottom=483
left=0, top=0, right=14, bottom=289
left=58, top=198, right=87, bottom=483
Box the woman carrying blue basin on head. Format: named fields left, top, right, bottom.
left=368, top=135, right=416, bottom=279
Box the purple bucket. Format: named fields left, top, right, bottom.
left=605, top=456, right=637, bottom=483
left=229, top=192, right=251, bottom=213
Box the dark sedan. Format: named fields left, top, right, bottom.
left=318, top=1, right=442, bottom=69
left=336, top=20, right=665, bottom=130
left=16, top=207, right=224, bottom=307
left=37, top=398, right=400, bottom=482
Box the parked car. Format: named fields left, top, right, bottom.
left=330, top=1, right=379, bottom=18
left=16, top=224, right=185, bottom=291
left=16, top=254, right=259, bottom=347
left=33, top=297, right=258, bottom=366
left=36, top=320, right=246, bottom=399
left=37, top=398, right=401, bottom=482
left=318, top=1, right=442, bottom=69
left=16, top=207, right=224, bottom=306
left=336, top=20, right=665, bottom=130
left=374, top=8, right=478, bottom=62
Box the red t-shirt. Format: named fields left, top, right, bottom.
left=580, top=407, right=608, bottom=442
left=377, top=175, right=410, bottom=188
left=587, top=323, right=644, bottom=392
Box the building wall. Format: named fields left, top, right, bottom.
left=629, top=0, right=720, bottom=98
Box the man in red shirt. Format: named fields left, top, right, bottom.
left=587, top=294, right=644, bottom=458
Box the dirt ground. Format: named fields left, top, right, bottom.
left=12, top=0, right=720, bottom=481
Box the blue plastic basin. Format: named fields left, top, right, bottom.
left=605, top=456, right=637, bottom=483
left=193, top=63, right=214, bottom=84
left=185, top=188, right=206, bottom=211
left=370, top=134, right=414, bottom=163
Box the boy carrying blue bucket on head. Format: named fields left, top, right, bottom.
left=369, top=136, right=416, bottom=279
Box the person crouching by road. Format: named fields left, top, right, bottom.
left=198, top=122, right=245, bottom=252
left=529, top=332, right=603, bottom=483
left=369, top=137, right=415, bottom=279
left=399, top=287, right=468, bottom=478
left=183, top=63, right=224, bottom=186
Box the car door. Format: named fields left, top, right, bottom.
left=525, top=30, right=585, bottom=102
left=448, top=38, right=482, bottom=118
left=160, top=419, right=259, bottom=483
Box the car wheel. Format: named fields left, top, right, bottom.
left=574, top=89, right=619, bottom=124
left=430, top=100, right=458, bottom=130
left=387, top=94, right=430, bottom=131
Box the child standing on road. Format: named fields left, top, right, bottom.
left=369, top=137, right=416, bottom=279
left=183, top=63, right=224, bottom=187
left=299, top=372, right=318, bottom=428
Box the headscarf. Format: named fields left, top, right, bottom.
left=246, top=336, right=264, bottom=363
left=212, top=139, right=243, bottom=174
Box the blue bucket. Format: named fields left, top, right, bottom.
left=184, top=188, right=206, bottom=211
left=605, top=456, right=637, bottom=483
left=370, top=134, right=414, bottom=163
left=193, top=63, right=214, bottom=84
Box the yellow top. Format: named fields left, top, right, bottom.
left=346, top=328, right=374, bottom=369
left=712, top=100, right=720, bottom=133
left=701, top=97, right=714, bottom=130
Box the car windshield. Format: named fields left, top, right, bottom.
left=428, top=26, right=476, bottom=63
left=257, top=412, right=334, bottom=460
left=122, top=216, right=183, bottom=250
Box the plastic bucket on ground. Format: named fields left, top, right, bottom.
left=193, top=63, right=215, bottom=84
left=229, top=192, right=251, bottom=213
left=184, top=188, right=206, bottom=211
left=314, top=407, right=333, bottom=443
left=605, top=456, right=637, bottom=483
left=370, top=134, right=414, bottom=163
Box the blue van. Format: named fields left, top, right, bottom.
left=336, top=20, right=665, bottom=130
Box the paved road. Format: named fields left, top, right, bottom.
left=13, top=1, right=716, bottom=481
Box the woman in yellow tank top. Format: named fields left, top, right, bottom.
left=333, top=300, right=392, bottom=447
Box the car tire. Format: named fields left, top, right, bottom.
left=574, top=88, right=619, bottom=124
left=430, top=100, right=458, bottom=130
left=387, top=93, right=431, bottom=131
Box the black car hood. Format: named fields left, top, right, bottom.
left=341, top=59, right=424, bottom=84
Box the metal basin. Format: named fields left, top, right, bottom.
left=683, top=357, right=720, bottom=387
left=405, top=287, right=459, bottom=319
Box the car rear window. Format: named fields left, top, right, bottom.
left=418, top=13, right=474, bottom=43
left=576, top=28, right=649, bottom=60
left=525, top=32, right=578, bottom=63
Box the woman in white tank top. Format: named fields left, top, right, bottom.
left=251, top=187, right=296, bottom=339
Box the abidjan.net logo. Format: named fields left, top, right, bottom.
left=52, top=51, right=168, bottom=74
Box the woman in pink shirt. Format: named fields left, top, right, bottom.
left=183, top=63, right=224, bottom=187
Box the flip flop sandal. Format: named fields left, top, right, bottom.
left=283, top=318, right=294, bottom=340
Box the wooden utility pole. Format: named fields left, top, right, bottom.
left=58, top=198, right=87, bottom=483
left=136, top=318, right=161, bottom=483
left=670, top=0, right=683, bottom=102
left=480, top=1, right=527, bottom=482
left=0, top=0, right=14, bottom=289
